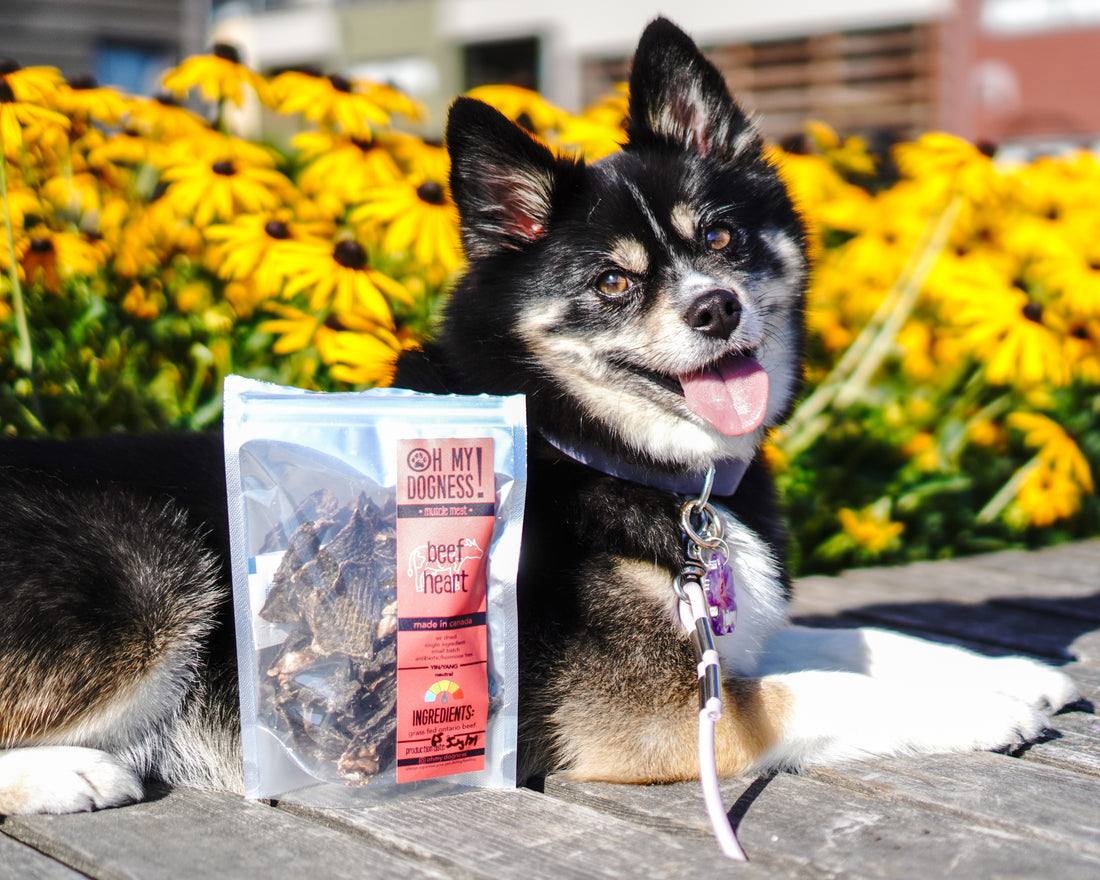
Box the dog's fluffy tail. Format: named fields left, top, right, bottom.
left=0, top=470, right=234, bottom=788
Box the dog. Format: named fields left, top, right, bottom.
left=0, top=18, right=1079, bottom=815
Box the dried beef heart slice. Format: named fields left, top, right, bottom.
left=260, top=491, right=401, bottom=783
left=258, top=488, right=348, bottom=554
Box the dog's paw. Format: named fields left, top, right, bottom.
left=972, top=656, right=1080, bottom=712
left=929, top=688, right=1051, bottom=753
left=0, top=746, right=143, bottom=815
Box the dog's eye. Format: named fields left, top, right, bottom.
left=705, top=226, right=733, bottom=250
left=597, top=272, right=632, bottom=297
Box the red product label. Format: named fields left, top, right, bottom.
left=395, top=438, right=494, bottom=782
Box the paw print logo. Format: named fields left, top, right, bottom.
left=407, top=448, right=433, bottom=472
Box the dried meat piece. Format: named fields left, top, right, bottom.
left=258, top=493, right=401, bottom=784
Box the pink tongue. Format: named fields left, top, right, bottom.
left=680, top=356, right=769, bottom=437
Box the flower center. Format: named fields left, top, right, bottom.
left=1022, top=300, right=1044, bottom=324
left=213, top=43, right=243, bottom=64
left=212, top=160, right=236, bottom=176
left=333, top=240, right=367, bottom=270
left=264, top=220, right=291, bottom=240
left=67, top=74, right=98, bottom=90
left=29, top=238, right=54, bottom=254
left=416, top=181, right=445, bottom=205
left=0, top=80, right=13, bottom=103
left=328, top=74, right=353, bottom=93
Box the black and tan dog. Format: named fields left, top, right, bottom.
left=0, top=19, right=1077, bottom=814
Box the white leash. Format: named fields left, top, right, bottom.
left=675, top=468, right=747, bottom=861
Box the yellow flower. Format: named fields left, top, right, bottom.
left=204, top=210, right=332, bottom=293
left=19, top=228, right=105, bottom=292
left=466, top=85, right=565, bottom=136
left=267, top=236, right=411, bottom=321
left=892, top=132, right=1001, bottom=204
left=52, top=75, right=131, bottom=126
left=258, top=303, right=323, bottom=355
left=268, top=70, right=392, bottom=138
left=351, top=176, right=461, bottom=279
left=0, top=180, right=39, bottom=229
left=901, top=430, right=941, bottom=472
left=837, top=502, right=905, bottom=555
left=0, top=62, right=69, bottom=156
left=160, top=138, right=289, bottom=228
left=122, top=279, right=166, bottom=319
left=123, top=93, right=212, bottom=142
left=316, top=314, right=404, bottom=386
left=1008, top=412, right=1093, bottom=494
left=161, top=44, right=271, bottom=107
left=1008, top=460, right=1088, bottom=528
left=292, top=131, right=403, bottom=210
left=804, top=120, right=877, bottom=177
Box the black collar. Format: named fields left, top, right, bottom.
left=540, top=431, right=749, bottom=497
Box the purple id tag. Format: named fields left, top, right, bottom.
left=702, top=550, right=737, bottom=635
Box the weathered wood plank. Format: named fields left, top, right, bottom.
left=285, top=785, right=765, bottom=879
left=0, top=831, right=86, bottom=879
left=1, top=785, right=451, bottom=880
left=792, top=563, right=1095, bottom=660
left=968, top=541, right=1100, bottom=587
left=809, top=751, right=1100, bottom=855
left=795, top=557, right=1098, bottom=614
left=1020, top=664, right=1100, bottom=777
left=545, top=770, right=1100, bottom=878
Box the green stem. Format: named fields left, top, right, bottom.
left=977, top=454, right=1042, bottom=524
left=0, top=134, right=33, bottom=373
left=780, top=195, right=961, bottom=458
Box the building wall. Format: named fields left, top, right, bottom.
left=970, top=25, right=1100, bottom=146
left=0, top=0, right=206, bottom=93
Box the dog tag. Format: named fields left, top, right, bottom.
left=702, top=550, right=736, bottom=635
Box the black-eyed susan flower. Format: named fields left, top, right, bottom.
left=124, top=93, right=212, bottom=142
left=1002, top=412, right=1094, bottom=527
left=0, top=61, right=69, bottom=156
left=258, top=302, right=323, bottom=355
left=953, top=285, right=1071, bottom=389
left=161, top=43, right=271, bottom=108
left=315, top=307, right=406, bottom=386
left=268, top=70, right=391, bottom=138
left=53, top=74, right=131, bottom=127
left=204, top=209, right=333, bottom=294
left=350, top=176, right=461, bottom=279
left=19, top=227, right=105, bottom=293
left=267, top=236, right=411, bottom=321
left=465, top=85, right=564, bottom=137
left=561, top=84, right=629, bottom=160
left=292, top=131, right=404, bottom=211
left=160, top=137, right=289, bottom=228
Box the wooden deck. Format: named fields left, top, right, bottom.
left=2, top=540, right=1098, bottom=879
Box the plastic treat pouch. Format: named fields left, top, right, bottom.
left=223, top=375, right=527, bottom=806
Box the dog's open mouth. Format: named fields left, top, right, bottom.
left=617, top=353, right=770, bottom=438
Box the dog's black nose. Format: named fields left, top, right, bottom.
left=685, top=289, right=741, bottom=339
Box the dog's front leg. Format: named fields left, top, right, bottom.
left=548, top=645, right=1072, bottom=784
left=758, top=626, right=1080, bottom=712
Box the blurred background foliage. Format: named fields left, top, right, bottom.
left=0, top=50, right=1096, bottom=574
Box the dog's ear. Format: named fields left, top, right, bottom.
left=446, top=97, right=581, bottom=260
left=626, top=18, right=760, bottom=162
